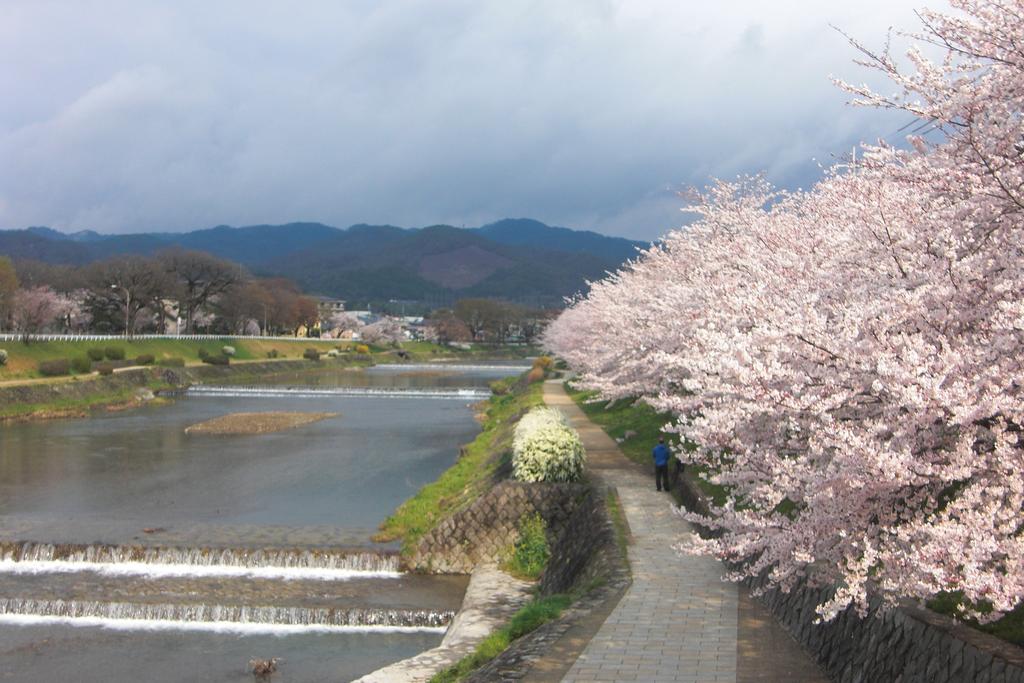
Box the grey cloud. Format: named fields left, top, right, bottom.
left=0, top=0, right=924, bottom=240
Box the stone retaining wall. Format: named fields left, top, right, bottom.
left=673, top=473, right=1024, bottom=683
left=748, top=576, right=1024, bottom=683
left=405, top=480, right=589, bottom=574
left=539, top=484, right=616, bottom=595
left=368, top=479, right=625, bottom=682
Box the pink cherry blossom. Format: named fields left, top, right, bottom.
left=545, top=0, right=1024, bottom=622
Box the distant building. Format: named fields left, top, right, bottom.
left=315, top=297, right=346, bottom=321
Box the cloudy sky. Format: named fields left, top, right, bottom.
left=1, top=1, right=929, bottom=240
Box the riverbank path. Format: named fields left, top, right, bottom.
left=542, top=380, right=826, bottom=683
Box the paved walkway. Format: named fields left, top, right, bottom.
left=542, top=381, right=826, bottom=683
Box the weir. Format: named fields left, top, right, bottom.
left=0, top=599, right=454, bottom=631
left=369, top=363, right=532, bottom=372
left=0, top=541, right=400, bottom=572
left=183, top=385, right=491, bottom=400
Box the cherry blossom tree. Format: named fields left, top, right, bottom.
left=545, top=0, right=1024, bottom=622
left=361, top=317, right=405, bottom=345
left=327, top=312, right=364, bottom=337
left=11, top=286, right=69, bottom=339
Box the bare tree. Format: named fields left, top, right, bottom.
left=0, top=256, right=18, bottom=331
left=86, top=256, right=170, bottom=337
left=159, top=249, right=243, bottom=332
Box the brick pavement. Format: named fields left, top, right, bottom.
left=543, top=381, right=825, bottom=683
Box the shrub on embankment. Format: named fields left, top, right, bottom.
left=70, top=356, right=92, bottom=374
left=511, top=407, right=584, bottom=483
left=38, top=359, right=71, bottom=376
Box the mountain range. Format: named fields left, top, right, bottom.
left=0, top=219, right=647, bottom=306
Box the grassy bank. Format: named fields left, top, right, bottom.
left=563, top=384, right=727, bottom=505
left=374, top=374, right=544, bottom=554
left=0, top=378, right=174, bottom=420
left=928, top=593, right=1024, bottom=647
left=0, top=338, right=537, bottom=380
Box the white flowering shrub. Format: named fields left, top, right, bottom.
left=221, top=345, right=236, bottom=357
left=326, top=349, right=340, bottom=358
left=512, top=407, right=585, bottom=483
left=0, top=349, right=7, bottom=366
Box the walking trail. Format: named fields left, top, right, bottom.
left=542, top=380, right=826, bottom=683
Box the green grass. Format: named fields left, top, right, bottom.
left=428, top=593, right=573, bottom=683
left=0, top=338, right=531, bottom=380
left=503, top=513, right=550, bottom=580
left=563, top=384, right=728, bottom=505
left=928, top=592, right=1024, bottom=646
left=0, top=379, right=175, bottom=420
left=375, top=376, right=544, bottom=554
left=0, top=338, right=354, bottom=379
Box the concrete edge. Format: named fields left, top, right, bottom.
left=352, top=564, right=534, bottom=683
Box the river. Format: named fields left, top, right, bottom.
left=0, top=361, right=529, bottom=682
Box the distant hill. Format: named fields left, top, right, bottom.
left=0, top=219, right=648, bottom=305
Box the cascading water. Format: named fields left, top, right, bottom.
left=0, top=542, right=401, bottom=581
left=368, top=363, right=532, bottom=372
left=0, top=541, right=463, bottom=633
left=184, top=385, right=490, bottom=400
left=0, top=599, right=454, bottom=631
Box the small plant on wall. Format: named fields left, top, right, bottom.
left=505, top=513, right=550, bottom=580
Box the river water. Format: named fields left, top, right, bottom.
left=0, top=361, right=529, bottom=682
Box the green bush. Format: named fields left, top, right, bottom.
left=96, top=361, right=115, bottom=376
left=158, top=357, right=185, bottom=367
left=303, top=348, right=320, bottom=361
left=266, top=349, right=279, bottom=359
left=198, top=348, right=210, bottom=360
left=507, top=513, right=550, bottom=579
left=134, top=354, right=155, bottom=365
left=202, top=354, right=230, bottom=366
left=0, top=349, right=7, bottom=366
left=104, top=347, right=125, bottom=361
left=86, top=348, right=105, bottom=361
left=70, top=356, right=93, bottom=374
left=38, top=359, right=71, bottom=376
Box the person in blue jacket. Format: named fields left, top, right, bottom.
left=652, top=436, right=671, bottom=492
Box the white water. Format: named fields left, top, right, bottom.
left=185, top=385, right=490, bottom=400
left=2, top=543, right=401, bottom=573
left=0, top=613, right=445, bottom=635
left=0, top=599, right=455, bottom=629
left=370, top=363, right=532, bottom=372
left=0, top=560, right=398, bottom=581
